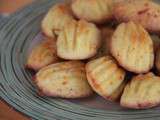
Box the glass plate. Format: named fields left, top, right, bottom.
left=1, top=0, right=160, bottom=120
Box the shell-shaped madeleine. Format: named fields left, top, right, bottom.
left=35, top=61, right=93, bottom=98
left=26, top=38, right=59, bottom=71
left=114, top=0, right=160, bottom=33
left=71, top=0, right=113, bottom=24
left=86, top=56, right=126, bottom=101
left=41, top=3, right=74, bottom=37
left=111, top=22, right=154, bottom=73
left=121, top=73, right=160, bottom=109
left=57, top=20, right=101, bottom=60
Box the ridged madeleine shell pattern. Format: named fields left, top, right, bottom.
left=57, top=20, right=101, bottom=60
left=121, top=73, right=160, bottom=109
left=26, top=38, right=59, bottom=71
left=42, top=3, right=74, bottom=37
left=114, top=0, right=160, bottom=33
left=71, top=0, right=113, bottom=23
left=86, top=56, right=126, bottom=101
left=35, top=61, right=93, bottom=98
left=1, top=0, right=160, bottom=120
left=111, top=21, right=154, bottom=73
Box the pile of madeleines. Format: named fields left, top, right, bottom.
left=26, top=0, right=160, bottom=109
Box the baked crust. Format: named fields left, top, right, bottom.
left=26, top=38, right=59, bottom=71
left=114, top=0, right=160, bottom=33
left=71, top=0, right=113, bottom=24
left=110, top=21, right=154, bottom=73
left=35, top=61, right=93, bottom=98
left=121, top=73, right=160, bottom=109
left=57, top=20, right=101, bottom=60
left=42, top=3, right=74, bottom=37
left=86, top=56, right=126, bottom=101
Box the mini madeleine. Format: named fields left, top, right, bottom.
left=86, top=56, right=126, bottom=101
left=114, top=0, right=160, bottom=33
left=57, top=20, right=101, bottom=60
left=26, top=38, right=59, bottom=71
left=42, top=3, right=74, bottom=37
left=71, top=0, right=113, bottom=24
left=111, top=22, right=154, bottom=73
left=35, top=61, right=93, bottom=98
left=121, top=73, right=160, bottom=109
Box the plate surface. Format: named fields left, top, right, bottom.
left=1, top=0, right=160, bottom=120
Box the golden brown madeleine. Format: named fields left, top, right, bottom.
left=121, top=73, right=160, bottom=109
left=111, top=22, right=154, bottom=73
left=41, top=3, right=74, bottom=37
left=57, top=20, right=101, bottom=60
left=114, top=0, right=160, bottom=33
left=35, top=61, right=93, bottom=98
left=86, top=56, right=126, bottom=101
left=26, top=38, right=59, bottom=71
left=155, top=46, right=160, bottom=74
left=71, top=0, right=113, bottom=24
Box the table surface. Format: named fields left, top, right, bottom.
left=0, top=1, right=33, bottom=119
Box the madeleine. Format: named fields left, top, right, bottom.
left=111, top=22, right=154, bottom=73
left=26, top=38, right=59, bottom=71
left=114, top=0, right=160, bottom=33
left=86, top=56, right=126, bottom=101
left=71, top=0, right=113, bottom=24
left=35, top=61, right=93, bottom=98
left=42, top=3, right=74, bottom=37
left=57, top=20, right=101, bottom=60
left=121, top=73, right=160, bottom=109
